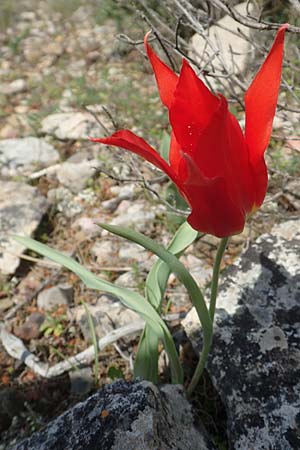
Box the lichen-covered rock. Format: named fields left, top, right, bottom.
left=12, top=380, right=217, bottom=450
left=183, top=219, right=300, bottom=450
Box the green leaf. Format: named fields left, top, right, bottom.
left=134, top=326, right=159, bottom=382
left=158, top=131, right=170, bottom=162
left=13, top=235, right=183, bottom=384
left=146, top=221, right=198, bottom=310
left=108, top=366, right=124, bottom=380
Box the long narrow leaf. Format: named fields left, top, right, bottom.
left=13, top=235, right=183, bottom=384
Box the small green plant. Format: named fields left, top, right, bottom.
left=40, top=312, right=66, bottom=337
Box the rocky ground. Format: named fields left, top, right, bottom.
left=0, top=1, right=300, bottom=449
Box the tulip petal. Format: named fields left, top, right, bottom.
left=144, top=32, right=178, bottom=109
left=182, top=155, right=245, bottom=237
left=169, top=131, right=183, bottom=177
left=245, top=24, right=288, bottom=164
left=169, top=59, right=220, bottom=158
left=90, top=130, right=179, bottom=184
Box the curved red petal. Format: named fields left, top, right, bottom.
left=249, top=157, right=268, bottom=210
left=144, top=32, right=178, bottom=109
left=245, top=24, right=288, bottom=164
left=90, top=130, right=179, bottom=184
left=169, top=131, right=182, bottom=177
left=169, top=59, right=220, bottom=156
left=185, top=175, right=245, bottom=238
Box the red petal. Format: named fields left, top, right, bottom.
left=185, top=174, right=245, bottom=238
left=169, top=131, right=182, bottom=177
left=90, top=130, right=178, bottom=184
left=144, top=31, right=178, bottom=108
left=169, top=59, right=220, bottom=157
left=245, top=24, right=288, bottom=164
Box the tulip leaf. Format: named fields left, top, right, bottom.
left=159, top=131, right=170, bottom=162
left=12, top=235, right=183, bottom=385
left=134, top=326, right=159, bottom=382
left=146, top=220, right=198, bottom=310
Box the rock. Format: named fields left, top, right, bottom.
left=0, top=181, right=48, bottom=275
left=55, top=159, right=100, bottom=193
left=47, top=187, right=97, bottom=218
left=0, top=297, right=13, bottom=312
left=72, top=217, right=102, bottom=238
left=189, top=1, right=254, bottom=89
left=0, top=388, right=24, bottom=433
left=181, top=254, right=211, bottom=288
left=1, top=79, right=26, bottom=95
left=13, top=313, right=45, bottom=341
left=69, top=367, right=94, bottom=397
left=101, top=184, right=136, bottom=213
left=12, top=380, right=217, bottom=450
left=90, top=240, right=117, bottom=265
left=41, top=107, right=111, bottom=140
left=37, top=284, right=74, bottom=310
left=114, top=271, right=138, bottom=290
left=74, top=294, right=139, bottom=342
left=0, top=137, right=60, bottom=177
left=183, top=218, right=300, bottom=450
left=111, top=200, right=157, bottom=233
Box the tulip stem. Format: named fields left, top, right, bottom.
left=187, top=236, right=228, bottom=397
left=209, top=237, right=229, bottom=321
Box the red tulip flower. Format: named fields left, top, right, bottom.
left=91, top=25, right=288, bottom=237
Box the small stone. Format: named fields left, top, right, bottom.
left=37, top=284, right=74, bottom=310
left=1, top=79, right=26, bottom=95
left=0, top=298, right=13, bottom=312
left=13, top=313, right=45, bottom=341
left=55, top=160, right=100, bottom=193
left=69, top=367, right=94, bottom=396
left=90, top=240, right=117, bottom=265
left=112, top=200, right=157, bottom=233
left=74, top=294, right=139, bottom=342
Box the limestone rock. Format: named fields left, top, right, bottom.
left=1, top=79, right=27, bottom=95
left=74, top=294, right=139, bottom=342
left=0, top=181, right=48, bottom=276
left=41, top=107, right=111, bottom=140
left=0, top=137, right=60, bottom=177
left=12, top=380, right=217, bottom=450
left=37, top=284, right=74, bottom=310
left=189, top=2, right=254, bottom=89
left=183, top=219, right=300, bottom=450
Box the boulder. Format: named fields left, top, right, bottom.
left=183, top=219, right=300, bottom=450
left=12, top=380, right=217, bottom=450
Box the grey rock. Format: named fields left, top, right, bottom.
left=74, top=294, right=138, bottom=342
left=55, top=159, right=100, bottom=193
left=0, top=181, right=48, bottom=275
left=37, top=284, right=74, bottom=310
left=0, top=137, right=60, bottom=177
left=90, top=239, right=117, bottom=265
left=47, top=187, right=97, bottom=218
left=111, top=200, right=157, bottom=233
left=12, top=380, right=217, bottom=450
left=1, top=79, right=27, bottom=95
left=41, top=107, right=111, bottom=140
left=183, top=218, right=300, bottom=450
left=189, top=1, right=254, bottom=90
left=69, top=367, right=94, bottom=396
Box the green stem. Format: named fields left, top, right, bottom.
left=209, top=237, right=228, bottom=321
left=187, top=236, right=228, bottom=397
